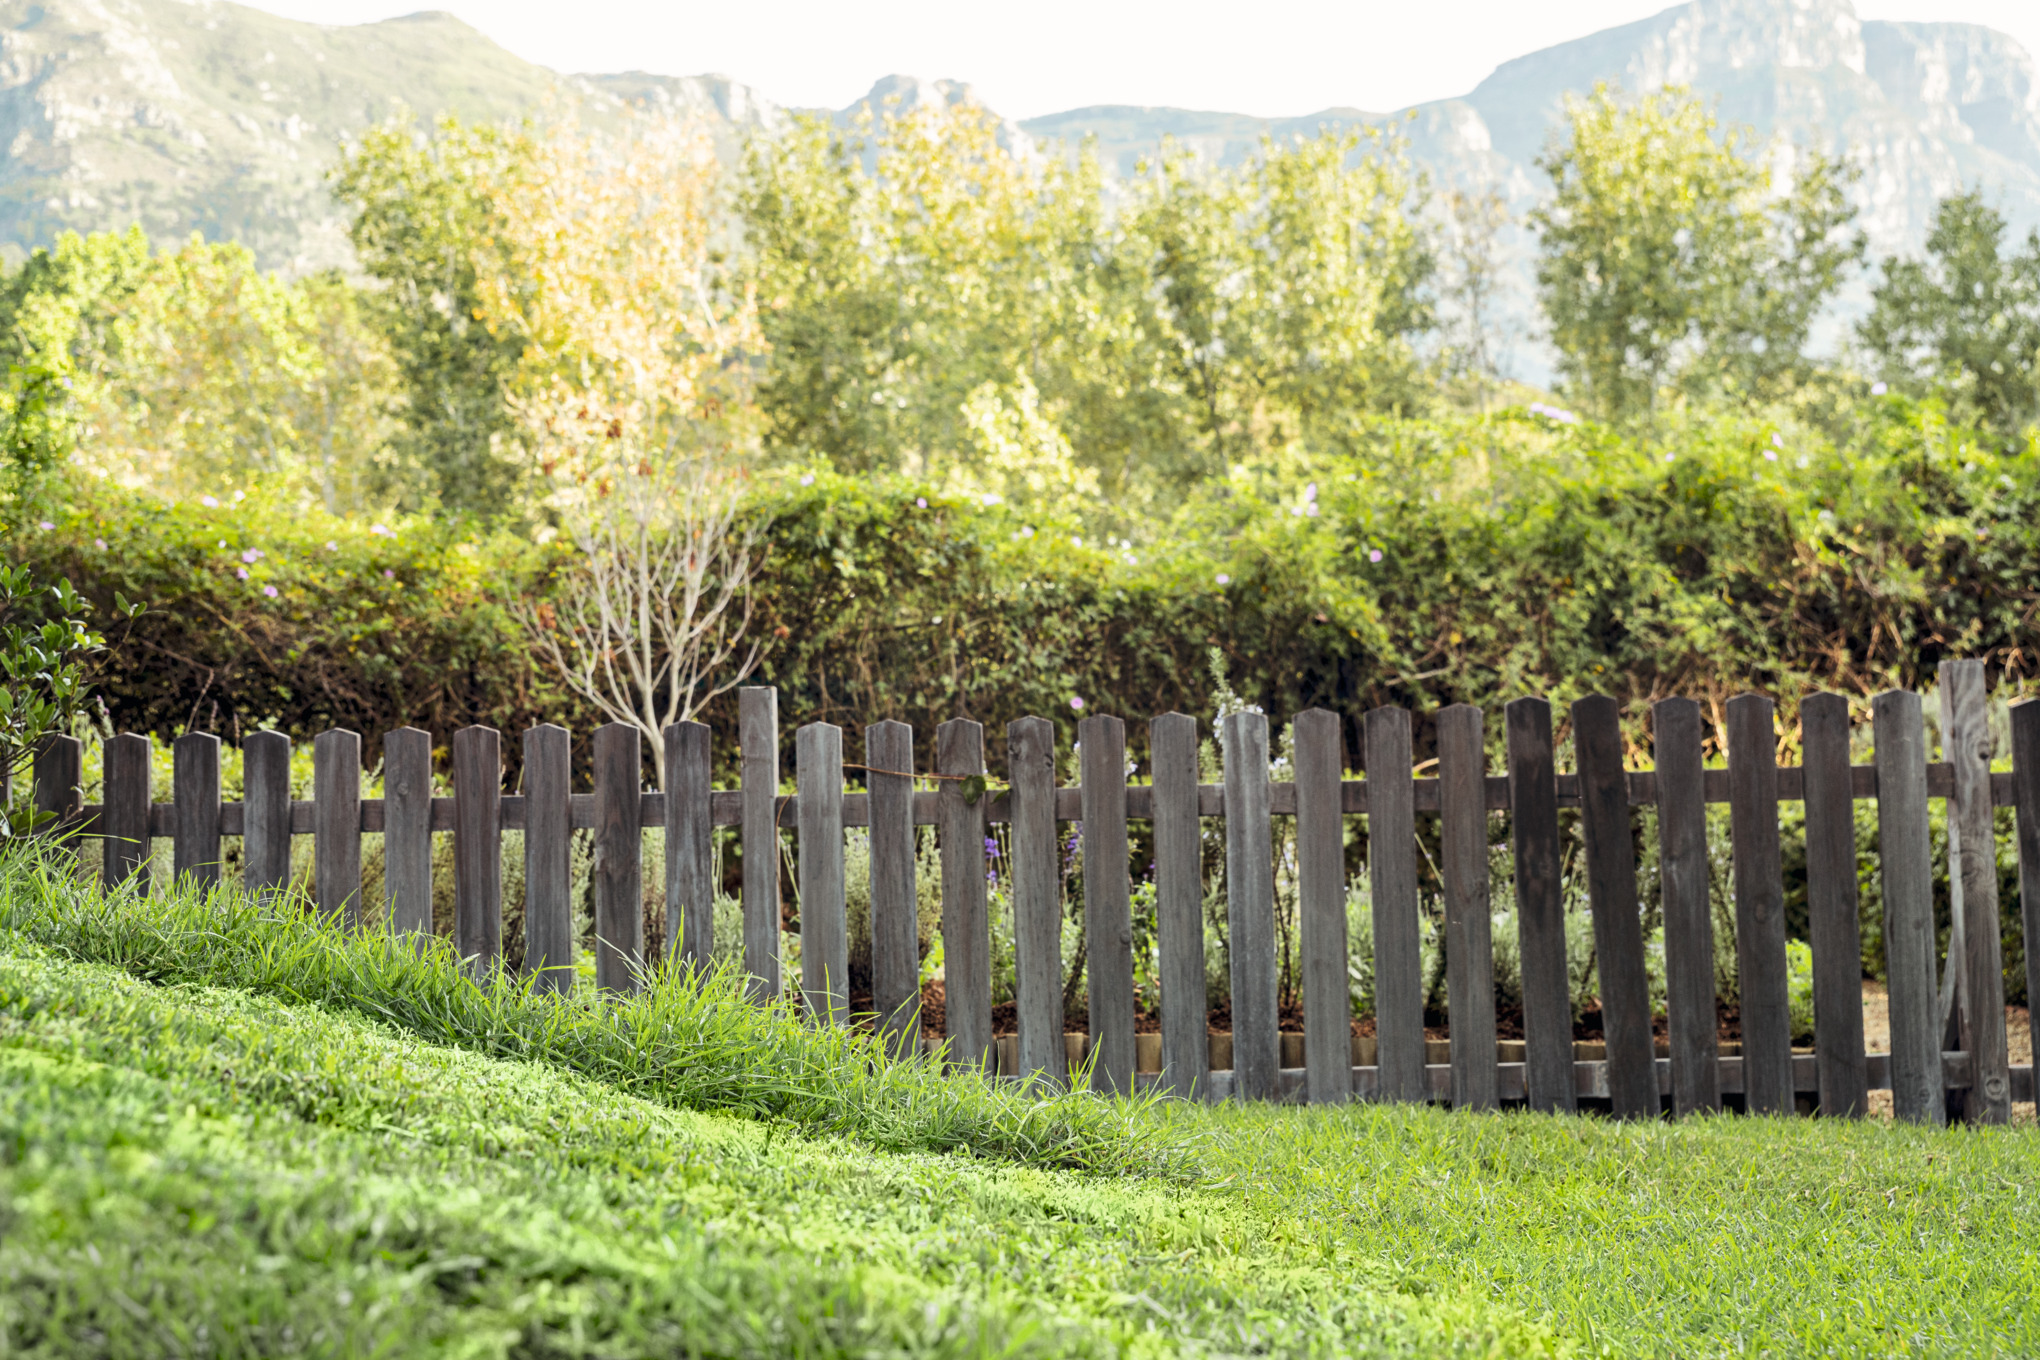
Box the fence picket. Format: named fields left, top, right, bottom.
left=1505, top=697, right=1574, bottom=1112
left=1079, top=714, right=1134, bottom=1095
left=740, top=687, right=781, bottom=1003
left=313, top=729, right=361, bottom=926
left=1726, top=694, right=1792, bottom=1114
left=1873, top=689, right=1943, bottom=1126
left=1294, top=708, right=1348, bottom=1106
left=523, top=724, right=573, bottom=992
left=665, top=721, right=714, bottom=973
left=452, top=725, right=502, bottom=973
left=1573, top=695, right=1656, bottom=1119
left=103, top=732, right=152, bottom=892
left=1800, top=693, right=1868, bottom=1117
left=2015, top=700, right=2040, bottom=1063
left=242, top=730, right=291, bottom=898
left=1008, top=715, right=1063, bottom=1090
left=1150, top=712, right=1208, bottom=1100
left=939, top=719, right=992, bottom=1071
left=1437, top=704, right=1496, bottom=1111
left=384, top=727, right=434, bottom=943
left=1224, top=710, right=1279, bottom=1102
left=593, top=723, right=645, bottom=993
left=32, top=733, right=82, bottom=836
left=794, top=722, right=845, bottom=1021
left=1940, top=659, right=2010, bottom=1123
left=866, top=720, right=917, bottom=1054
left=1654, top=697, right=1719, bottom=1116
left=172, top=732, right=221, bottom=887
left=1365, top=706, right=1425, bottom=1103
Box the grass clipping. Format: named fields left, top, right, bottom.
left=0, top=853, right=1186, bottom=1180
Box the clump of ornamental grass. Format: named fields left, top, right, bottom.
left=0, top=850, right=1187, bottom=1179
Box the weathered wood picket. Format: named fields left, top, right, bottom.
left=30, top=665, right=2040, bottom=1122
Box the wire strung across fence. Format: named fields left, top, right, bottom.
left=31, top=658, right=2040, bottom=1124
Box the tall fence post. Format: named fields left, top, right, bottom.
left=1078, top=714, right=1133, bottom=1094
left=1150, top=712, right=1208, bottom=1100
left=1941, top=659, right=2010, bottom=1122
left=1574, top=695, right=1656, bottom=1119
left=1654, top=696, right=1719, bottom=1115
left=242, top=730, right=292, bottom=900
left=1366, top=706, right=1425, bottom=1103
left=32, top=734, right=82, bottom=839
left=1223, top=709, right=1278, bottom=1102
left=172, top=731, right=221, bottom=888
left=452, top=725, right=502, bottom=973
left=1008, top=715, right=1063, bottom=1090
left=313, top=729, right=362, bottom=927
left=1874, top=689, right=1943, bottom=1126
left=1725, top=694, right=1792, bottom=1114
left=2014, top=699, right=2040, bottom=1059
left=665, top=721, right=714, bottom=973
left=103, top=732, right=152, bottom=893
left=1505, top=697, right=1574, bottom=1113
left=1438, top=704, right=1496, bottom=1111
left=1801, top=693, right=1868, bottom=1117
left=740, top=686, right=781, bottom=1004
left=1294, top=708, right=1349, bottom=1106
left=593, top=722, right=645, bottom=994
left=795, top=721, right=846, bottom=1022
left=938, top=718, right=992, bottom=1071
left=523, top=723, right=574, bottom=992
left=866, top=719, right=918, bottom=1054
left=384, top=727, right=435, bottom=943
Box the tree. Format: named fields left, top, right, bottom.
left=1437, top=187, right=1512, bottom=412
left=1531, top=84, right=1862, bottom=422
left=1859, top=189, right=2040, bottom=435
left=490, top=115, right=767, bottom=781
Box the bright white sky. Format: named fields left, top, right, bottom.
left=248, top=0, right=2040, bottom=121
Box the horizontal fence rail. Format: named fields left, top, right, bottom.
left=32, top=662, right=2040, bottom=1125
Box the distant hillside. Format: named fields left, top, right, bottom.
left=0, top=0, right=781, bottom=273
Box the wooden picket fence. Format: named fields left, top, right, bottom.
left=28, top=658, right=2040, bottom=1124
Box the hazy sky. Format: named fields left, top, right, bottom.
left=248, top=0, right=2040, bottom=121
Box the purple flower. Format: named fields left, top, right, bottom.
left=1771, top=432, right=1784, bottom=448
left=93, top=538, right=106, bottom=551
left=800, top=473, right=815, bottom=486
left=236, top=566, right=249, bottom=580
left=325, top=540, right=338, bottom=551
left=383, top=569, right=395, bottom=580
left=37, top=520, right=53, bottom=530
left=241, top=548, right=263, bottom=564
left=1215, top=573, right=1230, bottom=585
left=370, top=523, right=392, bottom=536
left=1763, top=451, right=1777, bottom=462
left=1070, top=696, right=1084, bottom=711
left=915, top=497, right=927, bottom=508
left=1368, top=548, right=1384, bottom=564
left=1871, top=381, right=1888, bottom=396
left=984, top=836, right=1000, bottom=858
left=263, top=585, right=279, bottom=598
left=200, top=495, right=218, bottom=508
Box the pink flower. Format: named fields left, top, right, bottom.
left=915, top=497, right=928, bottom=508
left=200, top=496, right=219, bottom=508
left=800, top=473, right=815, bottom=486
left=94, top=538, right=106, bottom=551
left=241, top=548, right=263, bottom=563
left=370, top=523, right=391, bottom=536
left=1215, top=573, right=1230, bottom=585
left=1070, top=696, right=1085, bottom=711
left=383, top=569, right=395, bottom=580
left=1368, top=549, right=1384, bottom=564
left=236, top=566, right=249, bottom=580
left=1871, top=381, right=1888, bottom=396
left=37, top=520, right=53, bottom=530
left=263, top=585, right=279, bottom=598
left=325, top=540, right=338, bottom=552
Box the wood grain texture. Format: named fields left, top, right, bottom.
left=522, top=724, right=574, bottom=993
left=794, top=722, right=846, bottom=1022
left=1007, top=716, right=1064, bottom=1090
left=171, top=732, right=221, bottom=887
left=1505, top=697, right=1574, bottom=1112
left=1293, top=708, right=1348, bottom=1105
left=1725, top=694, right=1792, bottom=1115
left=866, top=720, right=918, bottom=1054
left=1150, top=712, right=1208, bottom=1100
left=1079, top=714, right=1135, bottom=1095
left=939, top=719, right=993, bottom=1071
left=1653, top=697, right=1720, bottom=1116
left=241, top=730, right=292, bottom=899
left=1365, top=707, right=1426, bottom=1103
left=740, top=687, right=781, bottom=1003
left=2016, top=700, right=2040, bottom=1081
left=1572, top=695, right=1657, bottom=1119
left=664, top=722, right=713, bottom=973
left=451, top=725, right=502, bottom=973
left=383, top=727, right=434, bottom=944
left=313, top=729, right=362, bottom=927
left=1224, top=710, right=1280, bottom=1103
left=593, top=723, right=645, bottom=994
left=1940, top=659, right=2011, bottom=1122
left=1873, top=690, right=1944, bottom=1126
left=32, top=734, right=82, bottom=835
left=102, top=733, right=153, bottom=893
left=1800, top=693, right=1868, bottom=1118
left=1436, top=704, right=1496, bottom=1111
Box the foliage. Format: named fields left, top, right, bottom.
left=1532, top=84, right=1863, bottom=422
left=0, top=567, right=131, bottom=837
left=1859, top=188, right=2040, bottom=438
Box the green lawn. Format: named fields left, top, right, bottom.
left=3, top=862, right=2036, bottom=1357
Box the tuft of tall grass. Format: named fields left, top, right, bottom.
left=0, top=851, right=1187, bottom=1179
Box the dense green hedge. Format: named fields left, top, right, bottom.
left=19, top=396, right=2040, bottom=774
